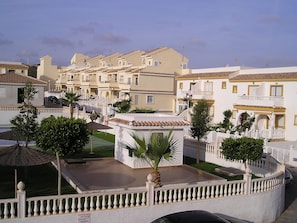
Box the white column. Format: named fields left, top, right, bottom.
left=146, top=174, right=154, bottom=206
left=17, top=181, right=26, bottom=219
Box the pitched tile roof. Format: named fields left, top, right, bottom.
left=176, top=72, right=231, bottom=80
left=110, top=118, right=189, bottom=127
left=0, top=62, right=29, bottom=69
left=0, top=72, right=47, bottom=85
left=230, top=72, right=297, bottom=82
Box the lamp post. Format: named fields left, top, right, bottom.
left=186, top=93, right=192, bottom=109
left=48, top=80, right=51, bottom=92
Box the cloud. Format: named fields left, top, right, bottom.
left=0, top=38, right=13, bottom=46
left=0, top=32, right=13, bottom=45
left=41, top=37, right=74, bottom=47
left=16, top=49, right=39, bottom=64
left=260, top=14, right=281, bottom=23
left=188, top=37, right=207, bottom=47
left=71, top=24, right=95, bottom=34
left=95, top=33, right=130, bottom=44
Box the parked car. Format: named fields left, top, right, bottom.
left=151, top=210, right=248, bottom=223
left=47, top=96, right=60, bottom=104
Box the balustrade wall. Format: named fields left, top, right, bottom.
left=0, top=166, right=285, bottom=222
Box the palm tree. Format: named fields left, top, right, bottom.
left=127, top=130, right=177, bottom=187
left=61, top=92, right=81, bottom=118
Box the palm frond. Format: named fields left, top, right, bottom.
left=126, top=129, right=177, bottom=171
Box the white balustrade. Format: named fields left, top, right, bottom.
left=0, top=198, right=17, bottom=219
left=24, top=189, right=147, bottom=218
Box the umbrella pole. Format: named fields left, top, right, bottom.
left=14, top=168, right=17, bottom=198
left=90, top=134, right=94, bottom=154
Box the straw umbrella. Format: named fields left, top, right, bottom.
left=0, top=144, right=55, bottom=197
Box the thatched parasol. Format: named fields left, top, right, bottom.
left=0, top=144, right=55, bottom=197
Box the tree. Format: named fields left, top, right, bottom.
left=10, top=82, right=39, bottom=147
left=113, top=99, right=131, bottom=113
left=61, top=92, right=81, bottom=118
left=232, top=112, right=255, bottom=134
left=211, top=110, right=234, bottom=133
left=36, top=116, right=89, bottom=195
left=221, top=137, right=263, bottom=168
left=190, top=100, right=211, bottom=163
left=127, top=130, right=177, bottom=187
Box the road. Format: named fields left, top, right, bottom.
left=274, top=165, right=297, bottom=222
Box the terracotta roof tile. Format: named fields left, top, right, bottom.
left=109, top=118, right=189, bottom=127
left=230, top=72, right=297, bottom=81
left=0, top=72, right=47, bottom=85
left=176, top=72, right=231, bottom=80
left=0, top=62, right=29, bottom=69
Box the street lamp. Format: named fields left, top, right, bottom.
left=186, top=93, right=192, bottom=109
left=48, top=80, right=51, bottom=92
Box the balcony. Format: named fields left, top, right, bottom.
left=67, top=78, right=80, bottom=86
left=81, top=78, right=97, bottom=87
left=181, top=90, right=213, bottom=100
left=98, top=80, right=119, bottom=90
left=119, top=81, right=131, bottom=91
left=235, top=95, right=284, bottom=107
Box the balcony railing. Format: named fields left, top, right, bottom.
left=236, top=95, right=284, bottom=107
left=181, top=90, right=213, bottom=100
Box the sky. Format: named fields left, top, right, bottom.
left=0, top=0, right=297, bottom=68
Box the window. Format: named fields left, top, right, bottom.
left=98, top=76, right=101, bottom=82
left=221, top=81, right=226, bottom=89
left=179, top=82, right=183, bottom=89
left=181, top=63, right=187, bottom=69
left=154, top=60, right=160, bottom=66
left=294, top=115, right=297, bottom=125
left=275, top=115, right=285, bottom=128
left=127, top=77, right=131, bottom=84
left=232, top=85, right=238, bottom=93
left=146, top=95, right=154, bottom=104
left=270, top=85, right=283, bottom=96
left=134, top=95, right=138, bottom=105
left=248, top=85, right=259, bottom=96
left=189, top=82, right=196, bottom=90
left=134, top=77, right=139, bottom=85
left=120, top=75, right=124, bottom=83
left=17, top=88, right=24, bottom=103
left=204, top=82, right=213, bottom=92
left=294, top=115, right=297, bottom=126
left=209, top=105, right=214, bottom=117
left=232, top=110, right=237, bottom=119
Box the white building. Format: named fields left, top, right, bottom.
left=110, top=113, right=189, bottom=168
left=176, top=66, right=297, bottom=141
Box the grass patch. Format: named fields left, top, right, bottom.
left=0, top=132, right=115, bottom=199
left=0, top=164, right=76, bottom=199
left=184, top=157, right=243, bottom=181
left=93, top=131, right=115, bottom=143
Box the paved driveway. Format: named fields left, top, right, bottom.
left=61, top=158, right=224, bottom=192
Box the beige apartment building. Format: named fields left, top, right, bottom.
left=48, top=47, right=189, bottom=115
left=0, top=61, right=29, bottom=76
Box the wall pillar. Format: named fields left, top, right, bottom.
left=244, top=165, right=252, bottom=195
left=17, top=181, right=26, bottom=219
left=146, top=174, right=154, bottom=206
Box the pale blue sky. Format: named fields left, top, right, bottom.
left=0, top=0, right=296, bottom=68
